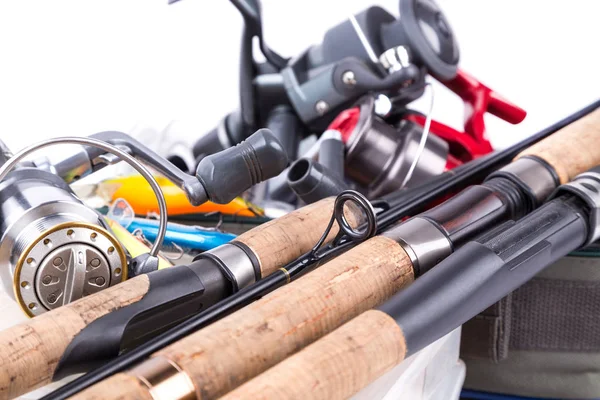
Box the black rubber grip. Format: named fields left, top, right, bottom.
left=196, top=128, right=289, bottom=204
left=382, top=196, right=588, bottom=357
left=53, top=258, right=231, bottom=380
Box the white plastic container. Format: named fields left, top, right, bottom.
left=353, top=327, right=465, bottom=400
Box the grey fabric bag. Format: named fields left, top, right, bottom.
left=461, top=253, right=600, bottom=399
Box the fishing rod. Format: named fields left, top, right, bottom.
left=42, top=100, right=599, bottom=400
left=0, top=194, right=369, bottom=400
left=217, top=166, right=600, bottom=400
left=0, top=130, right=376, bottom=400
left=62, top=103, right=600, bottom=400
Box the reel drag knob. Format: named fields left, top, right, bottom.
left=381, top=0, right=460, bottom=80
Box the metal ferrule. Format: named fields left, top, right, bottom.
left=488, top=156, right=559, bottom=206
left=197, top=243, right=256, bottom=291
left=382, top=217, right=452, bottom=276
left=128, top=356, right=196, bottom=400
left=553, top=169, right=600, bottom=245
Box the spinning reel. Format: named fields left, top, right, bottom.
left=175, top=0, right=526, bottom=202
left=190, top=0, right=460, bottom=163
left=0, top=129, right=287, bottom=316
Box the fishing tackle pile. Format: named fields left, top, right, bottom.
left=0, top=1, right=597, bottom=400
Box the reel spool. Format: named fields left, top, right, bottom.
left=0, top=168, right=127, bottom=317
left=329, top=96, right=449, bottom=198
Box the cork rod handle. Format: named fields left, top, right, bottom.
left=221, top=310, right=407, bottom=400
left=75, top=236, right=414, bottom=400
left=0, top=275, right=150, bottom=400
left=517, top=107, right=600, bottom=183
left=71, top=374, right=154, bottom=400
left=236, top=197, right=364, bottom=277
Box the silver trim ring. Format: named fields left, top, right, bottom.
left=204, top=244, right=256, bottom=291
left=383, top=217, right=452, bottom=275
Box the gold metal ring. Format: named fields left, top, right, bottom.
left=13, top=221, right=127, bottom=317
left=128, top=356, right=197, bottom=400
left=278, top=267, right=291, bottom=284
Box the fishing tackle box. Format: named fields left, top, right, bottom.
left=461, top=248, right=600, bottom=399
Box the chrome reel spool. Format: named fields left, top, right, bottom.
left=0, top=168, right=127, bottom=317
left=0, top=136, right=167, bottom=317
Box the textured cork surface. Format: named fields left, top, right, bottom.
left=517, top=108, right=600, bottom=183
left=221, top=310, right=407, bottom=400
left=0, top=275, right=150, bottom=400
left=147, top=236, right=413, bottom=399
left=236, top=197, right=364, bottom=277
left=71, top=373, right=154, bottom=400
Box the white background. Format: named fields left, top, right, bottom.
left=0, top=0, right=598, bottom=150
